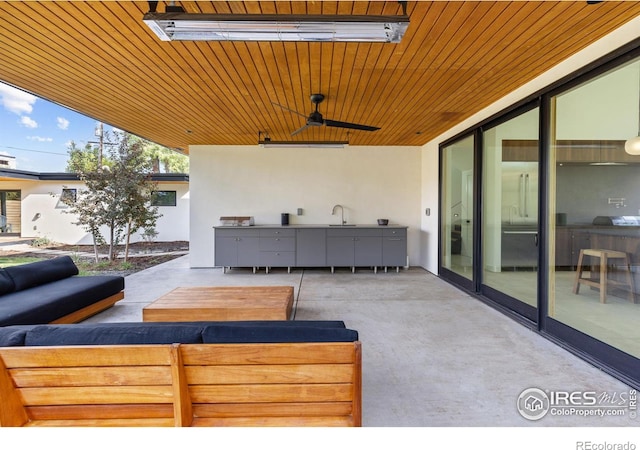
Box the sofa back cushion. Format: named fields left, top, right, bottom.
left=0, top=269, right=15, bottom=295
left=24, top=324, right=204, bottom=346
left=0, top=325, right=34, bottom=346
left=4, top=256, right=79, bottom=291
left=202, top=324, right=359, bottom=343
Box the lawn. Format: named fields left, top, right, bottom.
left=0, top=256, right=44, bottom=268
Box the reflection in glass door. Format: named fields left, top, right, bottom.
left=549, top=58, right=640, bottom=360
left=481, top=108, right=539, bottom=319
left=441, top=135, right=475, bottom=283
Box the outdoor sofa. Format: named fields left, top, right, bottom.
left=0, top=256, right=124, bottom=326
left=0, top=321, right=362, bottom=426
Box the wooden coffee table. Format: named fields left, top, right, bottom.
left=142, top=286, right=294, bottom=322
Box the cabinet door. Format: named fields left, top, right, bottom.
left=571, top=230, right=591, bottom=267
left=327, top=237, right=355, bottom=266
left=236, top=237, right=260, bottom=266
left=296, top=229, right=327, bottom=267
left=502, top=140, right=538, bottom=161
left=599, top=140, right=640, bottom=163
left=354, top=236, right=382, bottom=266
left=501, top=231, right=538, bottom=268
left=215, top=237, right=238, bottom=266
left=383, top=231, right=407, bottom=267
left=556, top=140, right=600, bottom=162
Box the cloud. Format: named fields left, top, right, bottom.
left=20, top=116, right=38, bottom=128
left=0, top=83, right=36, bottom=115
left=57, top=116, right=70, bottom=130
left=27, top=136, right=53, bottom=142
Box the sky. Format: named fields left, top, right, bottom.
left=0, top=80, right=115, bottom=172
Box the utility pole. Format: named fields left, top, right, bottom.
left=96, top=122, right=103, bottom=169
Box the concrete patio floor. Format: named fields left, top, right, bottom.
left=83, top=255, right=637, bottom=427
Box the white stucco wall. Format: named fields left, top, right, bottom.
left=2, top=179, right=189, bottom=244
left=189, top=145, right=421, bottom=268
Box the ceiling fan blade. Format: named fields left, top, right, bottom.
left=324, top=119, right=380, bottom=132
left=272, top=102, right=307, bottom=118
left=291, top=124, right=311, bottom=136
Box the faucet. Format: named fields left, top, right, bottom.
left=331, top=204, right=346, bottom=225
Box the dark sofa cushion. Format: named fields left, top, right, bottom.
left=4, top=256, right=79, bottom=291
left=0, top=269, right=15, bottom=295
left=202, top=324, right=359, bottom=343
left=25, top=323, right=204, bottom=346
left=0, top=275, right=124, bottom=326
left=198, top=320, right=347, bottom=328
left=0, top=325, right=35, bottom=346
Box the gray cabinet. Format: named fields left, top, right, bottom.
left=296, top=228, right=327, bottom=267
left=215, top=225, right=407, bottom=274
left=259, top=228, right=295, bottom=272
left=382, top=228, right=407, bottom=271
left=214, top=228, right=260, bottom=272
left=326, top=235, right=356, bottom=268
left=327, top=228, right=383, bottom=272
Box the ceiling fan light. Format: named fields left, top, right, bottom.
left=624, top=135, right=640, bottom=155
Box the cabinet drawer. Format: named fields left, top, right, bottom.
left=260, top=251, right=295, bottom=267
left=259, top=228, right=296, bottom=238
left=260, top=237, right=295, bottom=251
left=216, top=228, right=259, bottom=238
left=382, top=228, right=406, bottom=238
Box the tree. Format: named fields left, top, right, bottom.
left=141, top=141, right=189, bottom=173
left=65, top=141, right=102, bottom=173
left=62, top=131, right=161, bottom=262
left=65, top=131, right=189, bottom=174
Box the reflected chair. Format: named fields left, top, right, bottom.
left=572, top=249, right=635, bottom=304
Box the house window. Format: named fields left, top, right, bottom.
left=152, top=190, right=177, bottom=206
left=61, top=188, right=77, bottom=203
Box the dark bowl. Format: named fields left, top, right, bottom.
left=377, top=219, right=389, bottom=226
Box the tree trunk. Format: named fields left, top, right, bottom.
left=109, top=224, right=115, bottom=261
left=124, top=220, right=132, bottom=262
left=92, top=232, right=100, bottom=263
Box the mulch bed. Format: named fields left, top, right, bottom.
left=0, top=241, right=189, bottom=276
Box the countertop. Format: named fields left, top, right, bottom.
left=213, top=224, right=408, bottom=229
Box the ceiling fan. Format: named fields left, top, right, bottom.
left=274, top=94, right=380, bottom=136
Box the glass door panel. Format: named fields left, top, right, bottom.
left=481, top=108, right=539, bottom=317
left=549, top=58, right=640, bottom=359
left=441, top=135, right=475, bottom=281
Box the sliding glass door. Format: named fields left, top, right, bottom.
left=548, top=57, right=640, bottom=360
left=438, top=42, right=640, bottom=386
left=481, top=107, right=539, bottom=320
left=441, top=135, right=475, bottom=288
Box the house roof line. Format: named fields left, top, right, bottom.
left=0, top=169, right=188, bottom=183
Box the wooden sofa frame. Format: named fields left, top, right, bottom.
left=49, top=292, right=124, bottom=324
left=0, top=341, right=361, bottom=427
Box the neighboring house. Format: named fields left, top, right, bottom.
left=0, top=169, right=189, bottom=244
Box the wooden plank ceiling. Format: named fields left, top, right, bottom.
left=1, top=1, right=640, bottom=153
